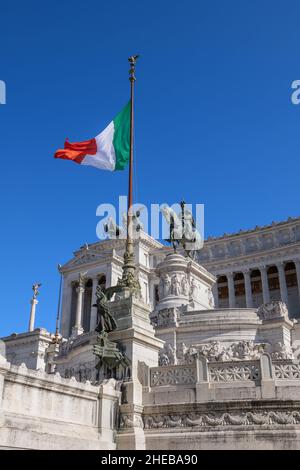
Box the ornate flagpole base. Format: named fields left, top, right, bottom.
left=118, top=242, right=141, bottom=297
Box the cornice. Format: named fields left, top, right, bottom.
left=204, top=251, right=300, bottom=274
left=61, top=233, right=165, bottom=275
left=205, top=215, right=300, bottom=243
left=6, top=369, right=99, bottom=398
left=1, top=330, right=52, bottom=345
left=59, top=219, right=300, bottom=277
left=203, top=244, right=300, bottom=273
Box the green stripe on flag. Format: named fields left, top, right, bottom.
left=113, top=100, right=130, bottom=171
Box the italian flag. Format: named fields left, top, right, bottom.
left=54, top=101, right=130, bottom=171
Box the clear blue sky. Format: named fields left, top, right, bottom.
left=1, top=0, right=299, bottom=336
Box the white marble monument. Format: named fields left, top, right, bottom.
left=1, top=221, right=300, bottom=449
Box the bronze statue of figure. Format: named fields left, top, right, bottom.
left=92, top=285, right=131, bottom=379
left=32, top=283, right=42, bottom=299
left=93, top=331, right=131, bottom=378
left=160, top=201, right=204, bottom=259
left=93, top=285, right=117, bottom=333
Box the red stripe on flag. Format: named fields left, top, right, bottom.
left=54, top=138, right=97, bottom=164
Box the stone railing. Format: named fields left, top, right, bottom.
left=208, top=361, right=260, bottom=383
left=150, top=364, right=197, bottom=387
left=149, top=355, right=300, bottom=389
left=149, top=360, right=261, bottom=387
left=274, top=362, right=300, bottom=380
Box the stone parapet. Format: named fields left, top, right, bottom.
left=143, top=354, right=300, bottom=406
left=0, top=360, right=120, bottom=450
left=1, top=328, right=53, bottom=371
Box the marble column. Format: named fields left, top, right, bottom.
left=212, top=282, right=219, bottom=308
left=295, top=259, right=300, bottom=304
left=243, top=269, right=253, bottom=308
left=90, top=277, right=98, bottom=331
left=61, top=281, right=72, bottom=338
left=72, top=285, right=84, bottom=336
left=105, top=263, right=112, bottom=288
left=149, top=279, right=154, bottom=308
left=259, top=266, right=270, bottom=304
left=28, top=298, right=38, bottom=332
left=227, top=273, right=235, bottom=308
left=277, top=262, right=289, bottom=306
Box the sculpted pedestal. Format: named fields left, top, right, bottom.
left=151, top=252, right=216, bottom=364
left=155, top=253, right=216, bottom=314
left=108, top=293, right=164, bottom=449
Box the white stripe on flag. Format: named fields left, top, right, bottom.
left=81, top=121, right=116, bottom=171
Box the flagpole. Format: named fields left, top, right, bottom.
left=119, top=55, right=140, bottom=293
left=53, top=264, right=62, bottom=343
left=128, top=56, right=135, bottom=227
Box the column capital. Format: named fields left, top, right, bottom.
left=30, top=298, right=38, bottom=306
left=71, top=325, right=84, bottom=337
left=76, top=286, right=85, bottom=294
left=276, top=261, right=286, bottom=268
left=226, top=272, right=234, bottom=279
left=259, top=265, right=268, bottom=272
left=242, top=268, right=251, bottom=276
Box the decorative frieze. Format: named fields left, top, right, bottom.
left=158, top=343, right=176, bottom=366
left=177, top=339, right=297, bottom=366
left=257, top=301, right=289, bottom=321
left=179, top=341, right=265, bottom=364
left=199, top=217, right=300, bottom=262
left=271, top=343, right=294, bottom=361
left=155, top=252, right=215, bottom=313
left=143, top=409, right=300, bottom=429
left=157, top=308, right=180, bottom=328
left=119, top=413, right=144, bottom=429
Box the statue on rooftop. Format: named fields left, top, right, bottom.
left=103, top=216, right=124, bottom=239
left=32, top=283, right=42, bottom=299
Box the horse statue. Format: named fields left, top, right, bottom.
left=160, top=201, right=203, bottom=259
